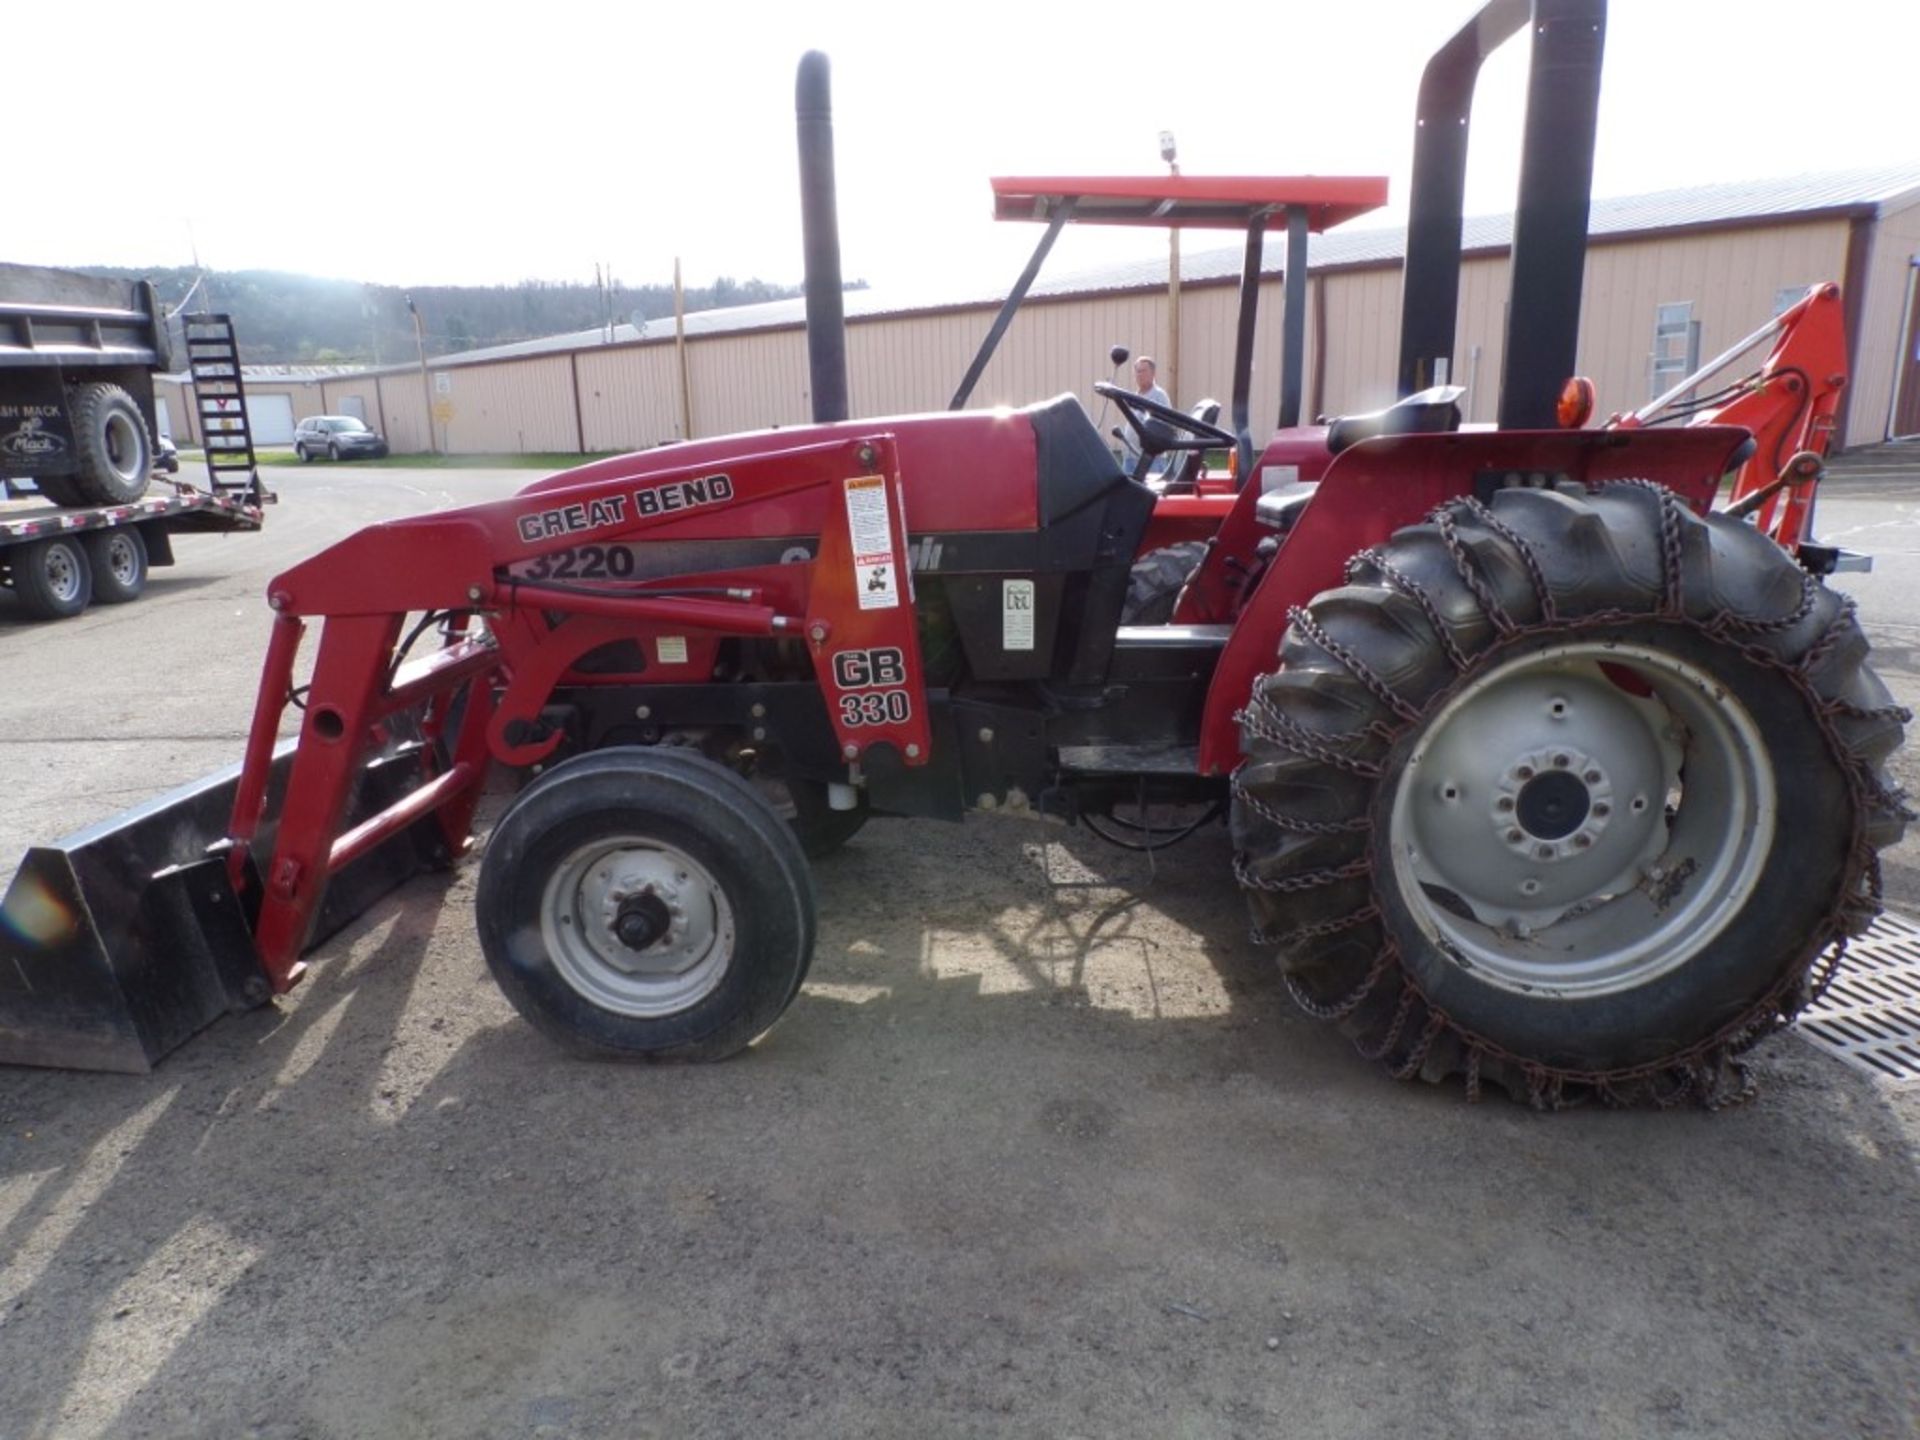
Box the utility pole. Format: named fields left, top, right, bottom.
left=673, top=257, right=694, bottom=440
left=407, top=293, right=437, bottom=455
left=1161, top=131, right=1180, bottom=404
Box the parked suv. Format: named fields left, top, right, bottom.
left=294, top=415, right=389, bottom=462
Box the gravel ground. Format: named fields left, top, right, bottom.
left=1, top=460, right=1916, bottom=1439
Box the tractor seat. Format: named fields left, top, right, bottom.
left=1325, top=384, right=1466, bottom=456
left=1150, top=398, right=1224, bottom=491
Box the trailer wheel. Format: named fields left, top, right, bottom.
left=1122, top=540, right=1207, bottom=624
left=1232, top=483, right=1908, bottom=1107
left=477, top=746, right=816, bottom=1061
left=67, top=383, right=152, bottom=505
left=12, top=535, right=93, bottom=620
left=83, top=527, right=147, bottom=604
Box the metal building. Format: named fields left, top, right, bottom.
left=156, top=163, right=1920, bottom=459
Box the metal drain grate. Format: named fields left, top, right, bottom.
left=1795, top=910, right=1920, bottom=1085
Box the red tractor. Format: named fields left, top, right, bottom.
left=1, top=0, right=1904, bottom=1107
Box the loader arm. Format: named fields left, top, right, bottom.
left=236, top=433, right=928, bottom=991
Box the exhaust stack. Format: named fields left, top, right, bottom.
left=796, top=51, right=850, bottom=424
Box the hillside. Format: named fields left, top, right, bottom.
left=73, top=267, right=839, bottom=366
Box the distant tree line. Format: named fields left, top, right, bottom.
left=72, top=267, right=862, bottom=366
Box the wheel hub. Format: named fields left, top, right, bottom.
left=1387, top=641, right=1775, bottom=997
left=540, top=838, right=736, bottom=1017
left=1492, top=745, right=1615, bottom=862
left=1516, top=769, right=1589, bottom=840
left=46, top=546, right=80, bottom=603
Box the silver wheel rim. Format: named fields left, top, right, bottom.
left=103, top=412, right=145, bottom=482
left=43, top=543, right=83, bottom=603
left=1387, top=641, right=1776, bottom=1000
left=103, top=534, right=139, bottom=586
left=540, top=836, right=735, bottom=1017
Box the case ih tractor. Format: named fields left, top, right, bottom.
left=0, top=0, right=1905, bottom=1107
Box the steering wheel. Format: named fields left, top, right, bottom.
left=1094, top=382, right=1237, bottom=454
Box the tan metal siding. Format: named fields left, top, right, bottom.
left=376, top=373, right=431, bottom=454
left=686, top=330, right=811, bottom=435
left=271, top=213, right=1882, bottom=458
left=1574, top=220, right=1851, bottom=419
left=575, top=345, right=683, bottom=451
left=154, top=377, right=192, bottom=442
left=430, top=356, right=577, bottom=453
left=320, top=379, right=387, bottom=433
left=1853, top=196, right=1920, bottom=442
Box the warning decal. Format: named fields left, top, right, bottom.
left=1003, top=579, right=1035, bottom=651
left=657, top=635, right=688, bottom=664
left=844, top=474, right=900, bottom=611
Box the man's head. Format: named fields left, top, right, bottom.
left=1133, top=356, right=1157, bottom=392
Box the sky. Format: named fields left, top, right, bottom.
left=10, top=0, right=1918, bottom=301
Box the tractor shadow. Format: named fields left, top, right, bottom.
left=1, top=818, right=1918, bottom=1438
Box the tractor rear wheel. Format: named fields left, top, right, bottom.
left=1232, top=482, right=1907, bottom=1107
left=476, top=746, right=816, bottom=1061
left=1122, top=540, right=1206, bottom=624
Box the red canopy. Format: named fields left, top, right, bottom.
left=990, top=175, right=1388, bottom=233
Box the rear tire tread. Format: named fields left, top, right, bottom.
left=1232, top=482, right=1908, bottom=1108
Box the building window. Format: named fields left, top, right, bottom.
left=1650, top=301, right=1700, bottom=399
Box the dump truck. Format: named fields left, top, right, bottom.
left=0, top=0, right=1904, bottom=1108
left=0, top=265, right=266, bottom=617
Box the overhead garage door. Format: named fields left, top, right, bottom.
left=244, top=393, right=296, bottom=445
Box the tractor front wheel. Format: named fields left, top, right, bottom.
left=1232, top=482, right=1907, bottom=1106
left=476, top=746, right=816, bottom=1061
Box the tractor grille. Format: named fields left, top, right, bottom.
left=1795, top=910, right=1920, bottom=1086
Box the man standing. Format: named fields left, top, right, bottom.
left=1118, top=355, right=1174, bottom=472
left=1133, top=355, right=1170, bottom=409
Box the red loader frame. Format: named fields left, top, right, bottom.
left=231, top=434, right=927, bottom=992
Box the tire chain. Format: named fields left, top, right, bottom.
left=1234, top=481, right=1913, bottom=1109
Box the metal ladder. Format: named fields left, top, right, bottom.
left=184, top=314, right=266, bottom=503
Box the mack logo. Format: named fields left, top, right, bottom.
left=0, top=418, right=66, bottom=459
left=634, top=473, right=733, bottom=518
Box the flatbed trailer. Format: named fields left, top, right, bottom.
left=0, top=480, right=264, bottom=619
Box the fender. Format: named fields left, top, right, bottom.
left=1194, top=426, right=1752, bottom=775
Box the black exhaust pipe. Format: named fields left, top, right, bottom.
left=1396, top=0, right=1606, bottom=427
left=796, top=51, right=849, bottom=424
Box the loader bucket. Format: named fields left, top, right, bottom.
left=0, top=740, right=448, bottom=1074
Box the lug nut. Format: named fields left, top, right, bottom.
left=1516, top=766, right=1535, bottom=780
left=1496, top=796, right=1514, bottom=813
left=1507, top=829, right=1524, bottom=843
left=1552, top=754, right=1570, bottom=768
left=1583, top=769, right=1601, bottom=784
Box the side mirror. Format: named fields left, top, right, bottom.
left=1108, top=344, right=1130, bottom=366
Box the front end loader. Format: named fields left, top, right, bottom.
left=2, top=0, right=1906, bottom=1106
